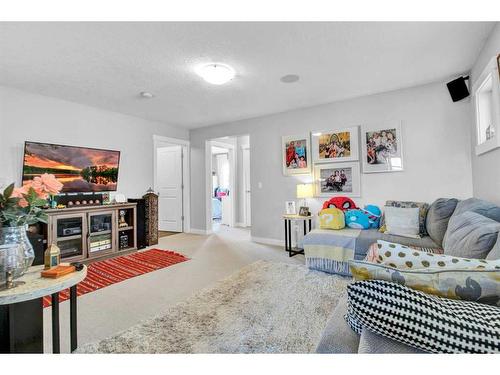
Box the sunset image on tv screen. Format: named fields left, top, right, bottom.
left=23, top=142, right=120, bottom=193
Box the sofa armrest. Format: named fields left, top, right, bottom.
left=316, top=294, right=360, bottom=353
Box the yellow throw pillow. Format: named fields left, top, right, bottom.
left=319, top=208, right=345, bottom=230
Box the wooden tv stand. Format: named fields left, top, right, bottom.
left=43, top=203, right=137, bottom=263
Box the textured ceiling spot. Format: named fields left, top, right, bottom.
left=280, top=74, right=300, bottom=83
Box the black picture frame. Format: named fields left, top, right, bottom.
left=299, top=206, right=310, bottom=216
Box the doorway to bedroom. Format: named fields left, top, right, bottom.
left=208, top=135, right=250, bottom=233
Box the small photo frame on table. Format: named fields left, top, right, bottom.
left=361, top=121, right=404, bottom=173
left=311, top=126, right=359, bottom=163
left=298, top=206, right=310, bottom=216
left=314, top=162, right=361, bottom=197
left=282, top=135, right=312, bottom=176
left=285, top=201, right=297, bottom=215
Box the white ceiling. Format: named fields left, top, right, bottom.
left=0, top=22, right=495, bottom=129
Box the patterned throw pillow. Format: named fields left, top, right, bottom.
left=352, top=240, right=500, bottom=306
left=345, top=280, right=500, bottom=353
left=379, top=200, right=430, bottom=236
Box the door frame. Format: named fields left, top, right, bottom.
left=205, top=139, right=236, bottom=232
left=153, top=135, right=191, bottom=233
left=241, top=144, right=251, bottom=227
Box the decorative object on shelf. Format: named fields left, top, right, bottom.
left=314, top=162, right=361, bottom=197
left=298, top=206, right=310, bottom=217
left=143, top=188, right=158, bottom=246
left=282, top=135, right=312, bottom=175
left=119, top=233, right=129, bottom=249
left=41, top=264, right=75, bottom=278
left=118, top=209, right=129, bottom=228
left=44, top=243, right=61, bottom=269
left=311, top=126, right=359, bottom=163
left=361, top=122, right=404, bottom=173
left=0, top=174, right=62, bottom=278
left=285, top=201, right=297, bottom=215
left=102, top=192, right=110, bottom=205
left=111, top=193, right=127, bottom=204
left=0, top=243, right=27, bottom=288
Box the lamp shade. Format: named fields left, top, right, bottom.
left=296, top=183, right=314, bottom=199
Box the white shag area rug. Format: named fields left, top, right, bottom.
left=78, top=260, right=350, bottom=353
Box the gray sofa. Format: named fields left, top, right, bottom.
left=316, top=197, right=500, bottom=354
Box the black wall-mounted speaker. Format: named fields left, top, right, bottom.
left=446, top=76, right=470, bottom=102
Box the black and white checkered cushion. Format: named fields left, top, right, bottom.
left=345, top=280, right=500, bottom=353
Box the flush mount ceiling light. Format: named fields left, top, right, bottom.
left=195, top=63, right=235, bottom=85
left=140, top=91, right=154, bottom=98
left=280, top=74, right=300, bottom=83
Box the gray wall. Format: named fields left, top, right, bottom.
left=189, top=80, right=474, bottom=241
left=0, top=85, right=189, bottom=198
left=469, top=23, right=500, bottom=205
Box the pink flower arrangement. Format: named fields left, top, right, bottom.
left=12, top=174, right=63, bottom=208
left=1, top=174, right=63, bottom=227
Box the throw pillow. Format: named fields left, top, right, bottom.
left=352, top=240, right=500, bottom=306
left=452, top=197, right=500, bottom=223
left=487, top=234, right=500, bottom=260
left=443, top=211, right=500, bottom=259
left=383, top=206, right=420, bottom=238
left=318, top=208, right=345, bottom=230
left=425, top=198, right=459, bottom=247
left=345, top=280, right=500, bottom=353
left=380, top=200, right=430, bottom=236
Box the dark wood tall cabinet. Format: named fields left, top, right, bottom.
left=143, top=191, right=158, bottom=246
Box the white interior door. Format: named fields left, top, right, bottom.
left=156, top=145, right=183, bottom=232
left=242, top=147, right=251, bottom=227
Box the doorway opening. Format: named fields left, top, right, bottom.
left=153, top=135, right=190, bottom=235
left=206, top=135, right=250, bottom=233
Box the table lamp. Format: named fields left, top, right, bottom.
left=296, top=183, right=314, bottom=210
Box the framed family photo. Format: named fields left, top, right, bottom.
left=282, top=135, right=311, bottom=176
left=361, top=122, right=404, bottom=173
left=311, top=126, right=359, bottom=163
left=314, top=162, right=361, bottom=197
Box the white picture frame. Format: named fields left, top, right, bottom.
left=311, top=126, right=359, bottom=163
left=314, top=162, right=361, bottom=197
left=282, top=135, right=312, bottom=176
left=285, top=201, right=297, bottom=215
left=361, top=121, right=404, bottom=173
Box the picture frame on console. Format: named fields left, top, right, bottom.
left=282, top=135, right=311, bottom=176
left=311, top=126, right=359, bottom=163
left=314, top=162, right=361, bottom=197
left=361, top=121, right=404, bottom=173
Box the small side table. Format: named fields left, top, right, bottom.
left=283, top=214, right=313, bottom=257
left=0, top=265, right=87, bottom=353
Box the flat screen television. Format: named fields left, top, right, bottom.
left=22, top=141, right=120, bottom=193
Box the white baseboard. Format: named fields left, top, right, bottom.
left=188, top=228, right=213, bottom=235
left=251, top=236, right=284, bottom=247
left=235, top=222, right=246, bottom=228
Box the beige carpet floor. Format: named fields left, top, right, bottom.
left=78, top=261, right=350, bottom=353
left=43, top=226, right=304, bottom=353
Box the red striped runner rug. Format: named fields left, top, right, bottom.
left=43, top=249, right=189, bottom=308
